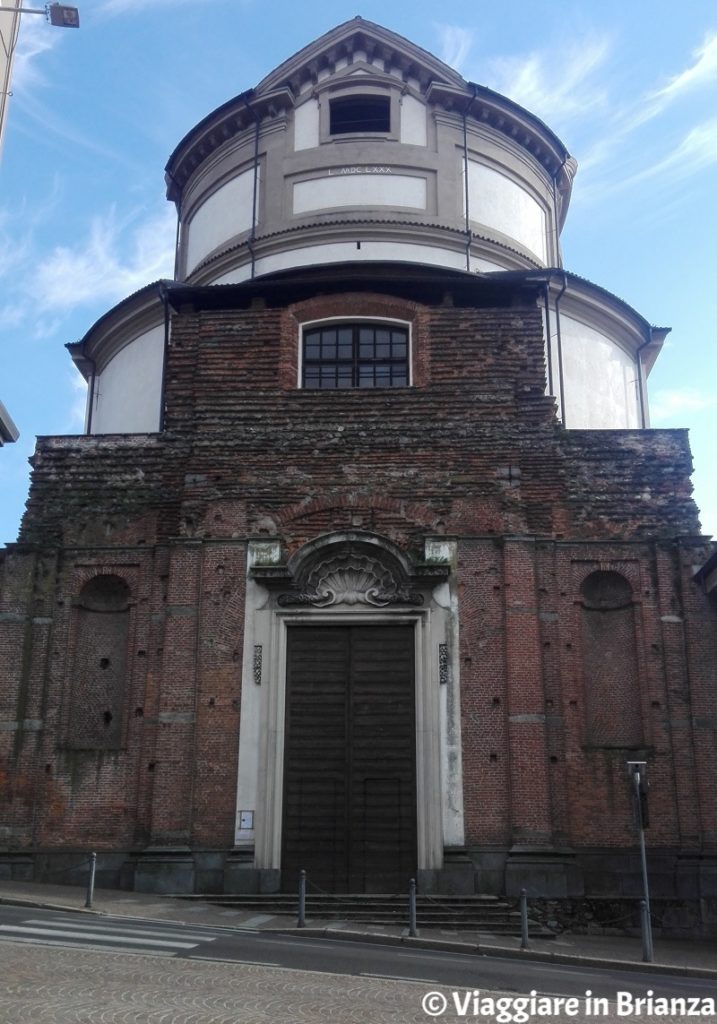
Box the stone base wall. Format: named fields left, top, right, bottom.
left=2, top=846, right=716, bottom=936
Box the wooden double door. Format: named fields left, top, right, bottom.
left=282, top=624, right=417, bottom=893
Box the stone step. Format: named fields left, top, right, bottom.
left=169, top=892, right=552, bottom=935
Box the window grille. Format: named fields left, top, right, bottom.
left=329, top=95, right=390, bottom=134
left=302, top=323, right=409, bottom=389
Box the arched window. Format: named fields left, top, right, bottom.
left=67, top=575, right=131, bottom=749
left=580, top=571, right=642, bottom=748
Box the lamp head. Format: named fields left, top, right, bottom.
left=47, top=4, right=80, bottom=27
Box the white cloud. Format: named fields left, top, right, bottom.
left=0, top=226, right=31, bottom=279
left=101, top=0, right=177, bottom=12
left=436, top=24, right=473, bottom=73
left=0, top=200, right=174, bottom=355
left=574, top=114, right=717, bottom=208
left=7, top=17, right=135, bottom=165
left=0, top=302, right=26, bottom=331
left=616, top=117, right=717, bottom=193
left=11, top=16, right=59, bottom=92
left=619, top=31, right=717, bottom=134
left=482, top=25, right=717, bottom=199
left=34, top=204, right=176, bottom=311
left=14, top=88, right=139, bottom=166
left=484, top=35, right=611, bottom=129
left=649, top=387, right=715, bottom=423
left=0, top=188, right=62, bottom=280
left=100, top=0, right=244, bottom=14
left=655, top=31, right=717, bottom=103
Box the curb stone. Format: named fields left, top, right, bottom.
left=271, top=926, right=717, bottom=980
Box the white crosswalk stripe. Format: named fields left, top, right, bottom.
left=0, top=936, right=177, bottom=957
left=23, top=918, right=217, bottom=942
left=0, top=916, right=218, bottom=956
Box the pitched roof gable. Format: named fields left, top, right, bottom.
left=255, top=17, right=466, bottom=97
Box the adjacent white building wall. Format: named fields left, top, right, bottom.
left=400, top=94, right=427, bottom=147
left=0, top=0, right=20, bottom=156
left=185, top=167, right=258, bottom=274
left=91, top=325, right=164, bottom=434
left=294, top=98, right=320, bottom=150
left=293, top=172, right=426, bottom=214
left=553, top=314, right=640, bottom=429
left=465, top=160, right=547, bottom=263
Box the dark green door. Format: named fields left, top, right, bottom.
left=282, top=624, right=416, bottom=893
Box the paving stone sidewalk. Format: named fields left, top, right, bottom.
left=1, top=879, right=715, bottom=977
left=5, top=940, right=705, bottom=1024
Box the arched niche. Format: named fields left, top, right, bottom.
left=579, top=570, right=642, bottom=748
left=66, top=575, right=131, bottom=750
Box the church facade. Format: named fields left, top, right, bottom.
left=1, top=19, right=715, bottom=930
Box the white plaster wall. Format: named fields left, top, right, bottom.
left=212, top=239, right=475, bottom=284
left=400, top=94, right=427, bottom=147
left=185, top=167, right=257, bottom=274
left=91, top=325, right=164, bottom=434
left=465, top=160, right=547, bottom=263
left=556, top=314, right=640, bottom=429
left=0, top=0, right=21, bottom=155
left=294, top=98, right=319, bottom=151
left=473, top=257, right=506, bottom=272
left=293, top=173, right=426, bottom=214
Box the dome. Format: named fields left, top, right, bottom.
left=69, top=18, right=666, bottom=436
left=165, top=17, right=575, bottom=283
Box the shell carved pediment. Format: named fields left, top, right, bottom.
left=277, top=549, right=422, bottom=608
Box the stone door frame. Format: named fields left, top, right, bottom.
left=233, top=534, right=465, bottom=888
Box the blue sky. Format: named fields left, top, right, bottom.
left=0, top=0, right=715, bottom=546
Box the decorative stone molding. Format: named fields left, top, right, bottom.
left=277, top=547, right=423, bottom=607
left=236, top=528, right=465, bottom=879
left=439, top=643, right=449, bottom=685
left=253, top=645, right=263, bottom=685
left=251, top=531, right=449, bottom=606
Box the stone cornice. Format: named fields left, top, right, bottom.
left=164, top=18, right=574, bottom=212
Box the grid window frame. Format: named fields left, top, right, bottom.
left=301, top=320, right=411, bottom=391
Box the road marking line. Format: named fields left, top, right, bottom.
left=360, top=972, right=440, bottom=984
left=23, top=919, right=217, bottom=942
left=0, top=925, right=197, bottom=948
left=395, top=950, right=478, bottom=960
left=189, top=956, right=282, bottom=966
left=0, top=936, right=175, bottom=957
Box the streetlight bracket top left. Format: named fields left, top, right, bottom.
left=47, top=3, right=80, bottom=28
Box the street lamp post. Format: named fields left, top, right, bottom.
left=0, top=2, right=79, bottom=25
left=0, top=2, right=80, bottom=154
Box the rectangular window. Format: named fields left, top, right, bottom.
left=329, top=95, right=391, bottom=135
left=302, top=323, right=409, bottom=389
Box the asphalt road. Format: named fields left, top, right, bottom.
left=0, top=903, right=713, bottom=1006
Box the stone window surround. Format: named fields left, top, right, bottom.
left=316, top=74, right=406, bottom=146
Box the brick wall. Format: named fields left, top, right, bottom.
left=1, top=284, right=713, bottom=879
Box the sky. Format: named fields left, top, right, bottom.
left=0, top=0, right=715, bottom=546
